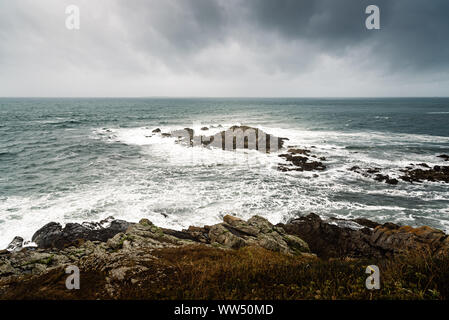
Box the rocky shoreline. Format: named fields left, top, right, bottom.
left=1, top=212, right=448, bottom=299
left=5, top=212, right=449, bottom=259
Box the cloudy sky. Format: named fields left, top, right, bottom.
left=1, top=0, right=449, bottom=97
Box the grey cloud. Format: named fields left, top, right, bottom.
left=0, top=0, right=448, bottom=96
left=243, top=0, right=449, bottom=72
left=115, top=0, right=230, bottom=67
left=110, top=0, right=449, bottom=75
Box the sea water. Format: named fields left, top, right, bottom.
left=1, top=97, right=448, bottom=247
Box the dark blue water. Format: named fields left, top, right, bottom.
left=1, top=98, right=448, bottom=247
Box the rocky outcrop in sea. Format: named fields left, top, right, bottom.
left=150, top=125, right=449, bottom=181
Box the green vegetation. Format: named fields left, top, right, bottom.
left=22, top=254, right=54, bottom=267
left=118, top=235, right=134, bottom=248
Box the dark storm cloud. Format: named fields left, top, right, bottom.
left=112, top=0, right=449, bottom=74
left=120, top=0, right=228, bottom=51
left=0, top=0, right=449, bottom=96
left=246, top=1, right=385, bottom=39
left=378, top=0, right=449, bottom=72
left=110, top=0, right=232, bottom=73
left=239, top=0, right=449, bottom=72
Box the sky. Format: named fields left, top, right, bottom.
left=0, top=0, right=449, bottom=97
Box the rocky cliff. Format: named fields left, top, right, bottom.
left=1, top=213, right=448, bottom=299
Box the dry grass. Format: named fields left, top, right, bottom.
left=1, top=245, right=448, bottom=300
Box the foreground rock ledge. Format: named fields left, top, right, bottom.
left=1, top=214, right=448, bottom=299
left=2, top=213, right=448, bottom=274
left=0, top=215, right=311, bottom=279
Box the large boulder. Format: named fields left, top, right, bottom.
left=106, top=218, right=191, bottom=251
left=31, top=217, right=133, bottom=249
left=187, top=215, right=310, bottom=255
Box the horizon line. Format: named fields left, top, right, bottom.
left=1, top=96, right=449, bottom=99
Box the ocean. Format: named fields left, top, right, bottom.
left=1, top=97, right=448, bottom=248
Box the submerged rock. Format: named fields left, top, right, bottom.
left=400, top=165, right=449, bottom=183
left=350, top=161, right=449, bottom=184
left=349, top=166, right=398, bottom=185
left=373, top=174, right=399, bottom=185
left=278, top=147, right=326, bottom=172
left=417, top=163, right=430, bottom=168
left=287, top=148, right=311, bottom=156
